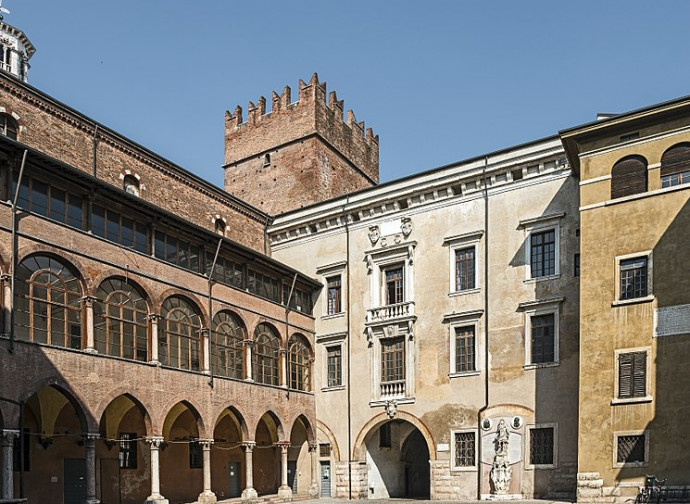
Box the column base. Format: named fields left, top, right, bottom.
left=309, top=483, right=319, bottom=498
left=277, top=485, right=293, bottom=501
left=198, top=490, right=217, bottom=504
left=145, top=495, right=169, bottom=504
left=84, top=347, right=98, bottom=354
left=241, top=487, right=258, bottom=502
left=84, top=500, right=101, bottom=504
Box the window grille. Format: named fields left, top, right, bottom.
left=189, top=440, right=202, bottom=469
left=529, top=427, right=554, bottom=465
left=617, top=434, right=645, bottom=464
left=454, top=432, right=475, bottom=467
left=319, top=443, right=331, bottom=457
left=119, top=433, right=137, bottom=469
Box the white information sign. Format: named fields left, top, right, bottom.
left=654, top=304, right=690, bottom=337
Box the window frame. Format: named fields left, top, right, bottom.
left=382, top=264, right=405, bottom=306
left=326, top=275, right=343, bottom=316
left=523, top=302, right=560, bottom=369
left=613, top=347, right=652, bottom=405
left=445, top=310, right=483, bottom=379
left=317, top=261, right=347, bottom=319
left=613, top=430, right=648, bottom=468
left=520, top=214, right=564, bottom=281
left=525, top=423, right=558, bottom=470
left=613, top=251, right=654, bottom=305
left=445, top=231, right=483, bottom=296
left=325, top=344, right=343, bottom=390
left=450, top=428, right=477, bottom=472
left=118, top=432, right=138, bottom=470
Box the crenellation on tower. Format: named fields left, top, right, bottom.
left=223, top=73, right=379, bottom=215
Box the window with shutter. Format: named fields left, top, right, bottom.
left=618, top=351, right=647, bottom=399
left=611, top=156, right=648, bottom=199
left=661, top=143, right=690, bottom=187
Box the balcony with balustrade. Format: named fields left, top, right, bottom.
left=366, top=301, right=415, bottom=324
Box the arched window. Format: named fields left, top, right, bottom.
left=253, top=323, right=279, bottom=385
left=215, top=219, right=226, bottom=236
left=661, top=143, right=690, bottom=188
left=0, top=114, right=18, bottom=140
left=212, top=311, right=245, bottom=379
left=160, top=296, right=201, bottom=371
left=94, top=278, right=148, bottom=361
left=123, top=174, right=140, bottom=196
left=611, top=155, right=647, bottom=199
left=15, top=254, right=82, bottom=348
left=288, top=334, right=311, bottom=391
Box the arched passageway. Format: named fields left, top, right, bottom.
left=362, top=419, right=431, bottom=499
left=160, top=401, right=203, bottom=503
left=212, top=407, right=246, bottom=499
left=253, top=412, right=282, bottom=495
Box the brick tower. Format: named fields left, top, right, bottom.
left=223, top=73, right=379, bottom=215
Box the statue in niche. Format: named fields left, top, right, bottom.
left=490, top=420, right=512, bottom=494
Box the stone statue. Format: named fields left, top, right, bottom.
left=385, top=399, right=398, bottom=419
left=368, top=226, right=380, bottom=245
left=490, top=419, right=512, bottom=494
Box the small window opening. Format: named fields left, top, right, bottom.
left=123, top=175, right=140, bottom=196
left=215, top=219, right=226, bottom=236
left=263, top=153, right=271, bottom=166
left=511, top=169, right=523, bottom=181
left=620, top=132, right=640, bottom=142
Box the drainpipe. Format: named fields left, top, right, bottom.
left=207, top=238, right=223, bottom=387
left=9, top=149, right=27, bottom=353
left=477, top=156, right=490, bottom=499
left=345, top=197, right=352, bottom=500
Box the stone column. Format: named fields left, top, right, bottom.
left=240, top=442, right=258, bottom=501
left=200, top=328, right=211, bottom=374
left=83, top=432, right=100, bottom=504
left=146, top=437, right=169, bottom=504
left=279, top=348, right=288, bottom=388
left=197, top=439, right=216, bottom=504
left=82, top=296, right=97, bottom=353
left=148, top=314, right=160, bottom=365
left=244, top=339, right=254, bottom=381
left=1, top=274, right=11, bottom=337
left=276, top=442, right=292, bottom=501
left=1, top=429, right=19, bottom=500
left=308, top=441, right=319, bottom=498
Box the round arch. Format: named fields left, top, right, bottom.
left=16, top=248, right=88, bottom=294
left=91, top=273, right=153, bottom=310
left=156, top=289, right=208, bottom=325
left=352, top=411, right=436, bottom=460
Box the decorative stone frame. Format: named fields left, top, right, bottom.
left=519, top=297, right=563, bottom=369
left=613, top=430, right=649, bottom=468
left=316, top=331, right=347, bottom=392
left=365, top=241, right=416, bottom=308
left=212, top=215, right=227, bottom=237
left=450, top=428, right=478, bottom=472
left=519, top=212, right=565, bottom=281
left=524, top=422, right=558, bottom=470
left=119, top=169, right=144, bottom=196
left=444, top=230, right=483, bottom=296
left=316, top=261, right=347, bottom=319
left=612, top=250, right=654, bottom=306
left=612, top=346, right=653, bottom=405
left=443, top=309, right=483, bottom=378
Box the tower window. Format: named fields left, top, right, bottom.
left=263, top=153, right=271, bottom=166
left=215, top=219, right=226, bottom=236
left=0, top=114, right=18, bottom=140
left=123, top=175, right=140, bottom=196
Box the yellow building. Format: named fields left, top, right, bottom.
left=561, top=98, right=690, bottom=501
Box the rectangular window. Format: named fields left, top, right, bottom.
left=327, top=346, right=342, bottom=387
left=207, top=253, right=244, bottom=289
left=454, top=326, right=475, bottom=373
left=531, top=229, right=556, bottom=278
left=574, top=253, right=580, bottom=277
left=385, top=266, right=404, bottom=305
left=661, top=171, right=690, bottom=188
left=93, top=204, right=148, bottom=254
left=379, top=423, right=391, bottom=448
left=12, top=173, right=85, bottom=231
left=620, top=257, right=648, bottom=300
left=529, top=427, right=554, bottom=465
left=618, top=351, right=647, bottom=399
left=381, top=337, right=405, bottom=382
left=118, top=432, right=137, bottom=469
left=327, top=276, right=342, bottom=315
left=531, top=314, right=555, bottom=364
left=617, top=434, right=645, bottom=464
left=454, top=431, right=476, bottom=467
left=319, top=443, right=331, bottom=457
left=155, top=230, right=201, bottom=273
left=455, top=247, right=476, bottom=291
left=189, top=440, right=202, bottom=469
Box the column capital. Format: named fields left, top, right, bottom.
left=242, top=338, right=254, bottom=348
left=146, top=436, right=165, bottom=448
left=198, top=438, right=214, bottom=449
left=82, top=432, right=100, bottom=442
left=1, top=429, right=20, bottom=441
left=240, top=441, right=256, bottom=451
left=278, top=348, right=287, bottom=355
left=199, top=327, right=210, bottom=336
left=80, top=295, right=98, bottom=306
left=147, top=313, right=161, bottom=322
left=275, top=441, right=291, bottom=447
left=0, top=273, right=11, bottom=283
left=308, top=441, right=319, bottom=452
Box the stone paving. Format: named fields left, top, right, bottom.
left=210, top=498, right=575, bottom=504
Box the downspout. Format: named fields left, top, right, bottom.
left=477, top=156, right=490, bottom=499
left=207, top=238, right=223, bottom=388
left=9, top=149, right=28, bottom=353
left=345, top=197, right=352, bottom=500
left=91, top=124, right=99, bottom=178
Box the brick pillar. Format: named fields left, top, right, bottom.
left=146, top=437, right=169, bottom=504
left=198, top=439, right=216, bottom=504
left=277, top=442, right=292, bottom=501
left=1, top=274, right=11, bottom=336
left=1, top=429, right=18, bottom=499
left=241, top=442, right=258, bottom=501
left=83, top=433, right=100, bottom=504
left=148, top=314, right=160, bottom=365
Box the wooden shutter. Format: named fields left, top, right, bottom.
left=611, top=156, right=647, bottom=199
left=661, top=143, right=690, bottom=176
left=619, top=351, right=646, bottom=398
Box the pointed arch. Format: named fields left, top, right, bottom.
left=95, top=390, right=153, bottom=438
left=254, top=410, right=284, bottom=443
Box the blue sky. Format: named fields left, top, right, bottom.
left=10, top=1, right=690, bottom=187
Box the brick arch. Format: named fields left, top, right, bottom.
left=156, top=288, right=208, bottom=325
left=353, top=410, right=436, bottom=461
left=91, top=273, right=154, bottom=313
left=287, top=413, right=316, bottom=444
left=0, top=105, right=25, bottom=140
left=252, top=320, right=282, bottom=343
left=0, top=241, right=10, bottom=272
left=211, top=404, right=249, bottom=441
left=158, top=396, right=208, bottom=439
left=94, top=389, right=154, bottom=437
left=16, top=246, right=89, bottom=294
left=254, top=409, right=285, bottom=442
